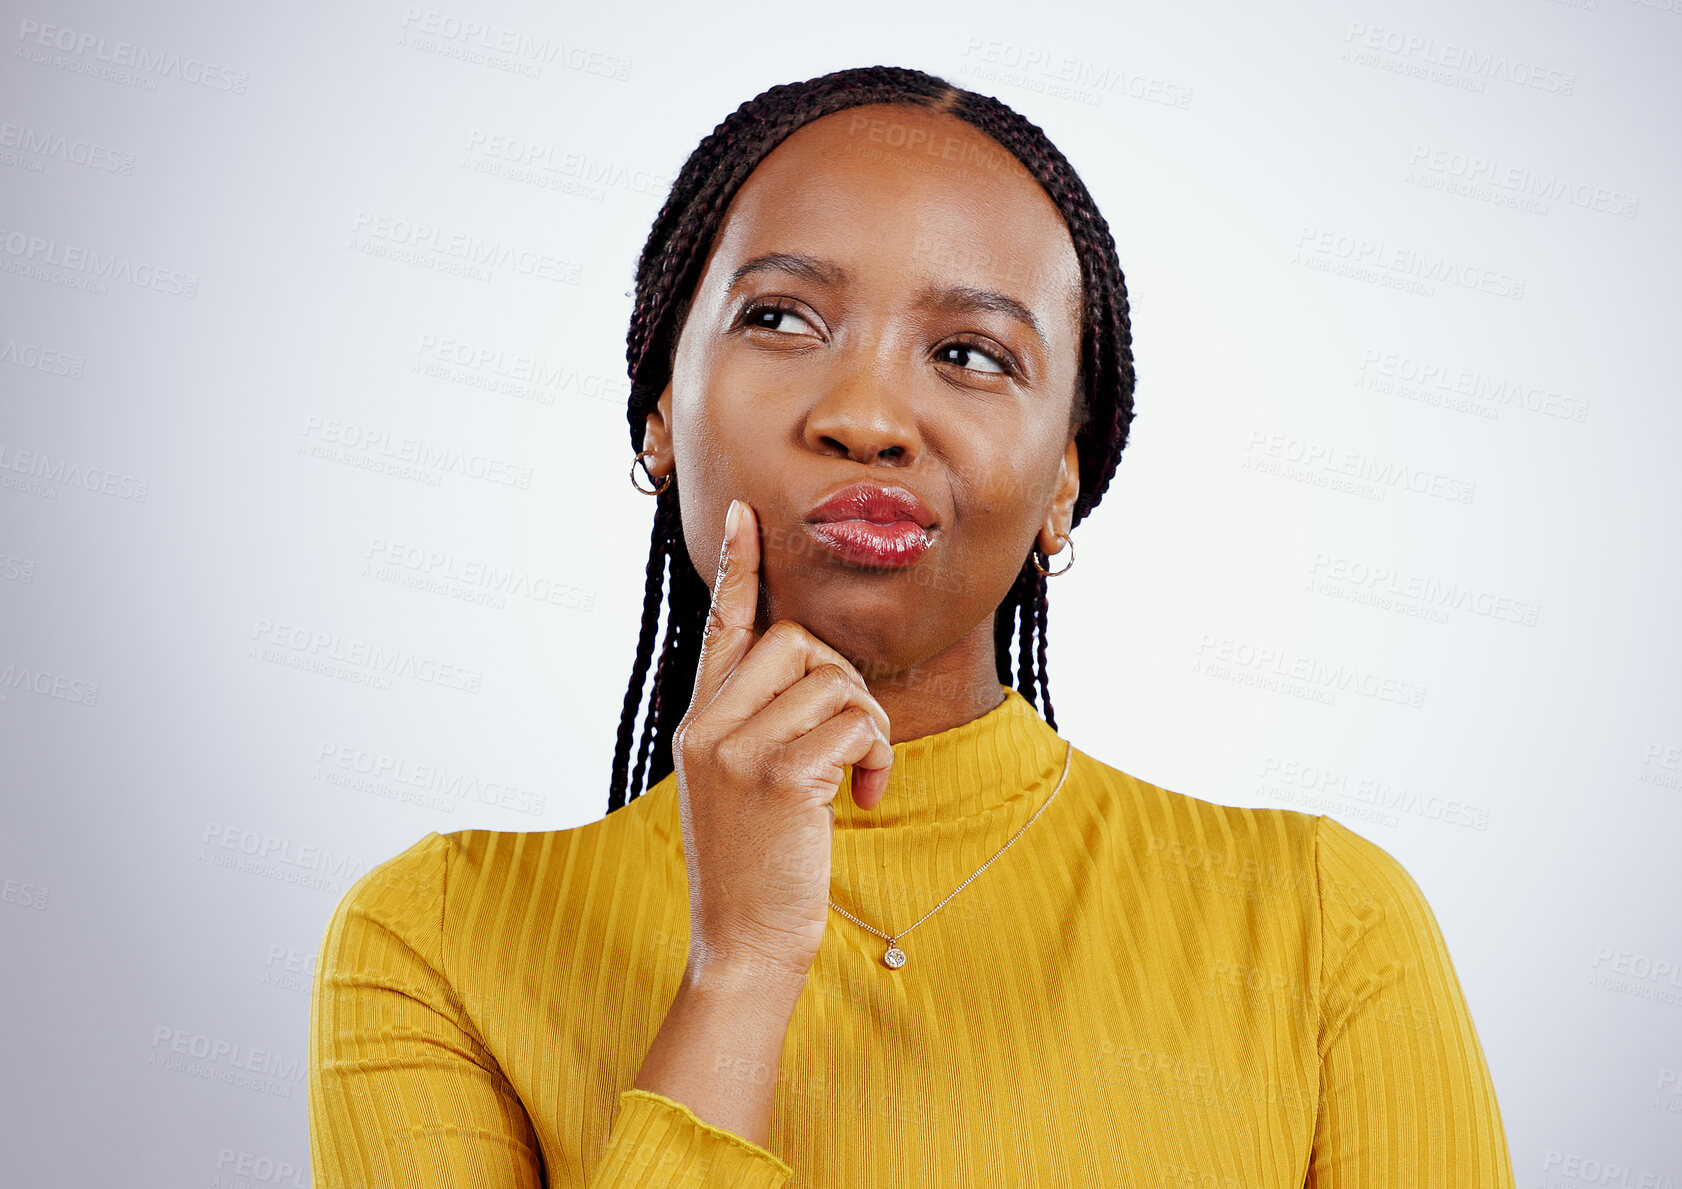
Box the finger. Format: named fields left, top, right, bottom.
left=689, top=499, right=761, bottom=715
left=708, top=621, right=890, bottom=742
left=851, top=758, right=891, bottom=811
left=726, top=664, right=891, bottom=758
left=774, top=706, right=896, bottom=807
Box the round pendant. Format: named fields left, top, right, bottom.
left=883, top=944, right=906, bottom=969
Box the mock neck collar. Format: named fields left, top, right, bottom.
left=831, top=684, right=1069, bottom=830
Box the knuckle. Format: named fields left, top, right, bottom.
left=673, top=717, right=695, bottom=753
left=714, top=731, right=765, bottom=775
left=818, top=662, right=854, bottom=695
left=850, top=705, right=886, bottom=746
left=675, top=715, right=717, bottom=762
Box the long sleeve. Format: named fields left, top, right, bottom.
left=309, top=690, right=1522, bottom=1184
left=1307, top=816, right=1516, bottom=1187
left=308, top=833, right=793, bottom=1188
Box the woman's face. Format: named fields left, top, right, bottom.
left=644, top=102, right=1085, bottom=678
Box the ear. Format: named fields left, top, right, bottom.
left=1036, top=438, right=1081, bottom=557
left=639, top=383, right=675, bottom=481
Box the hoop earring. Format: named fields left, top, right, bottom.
left=631, top=450, right=672, bottom=496
left=1031, top=530, right=1074, bottom=577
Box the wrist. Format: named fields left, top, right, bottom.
left=683, top=955, right=810, bottom=1012
left=633, top=954, right=806, bottom=1148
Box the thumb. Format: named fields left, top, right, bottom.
left=689, top=498, right=761, bottom=714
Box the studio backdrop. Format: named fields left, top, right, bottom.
left=2, top=1, right=1679, bottom=1185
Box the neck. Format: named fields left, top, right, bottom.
left=852, top=618, right=1008, bottom=744
left=830, top=682, right=1067, bottom=831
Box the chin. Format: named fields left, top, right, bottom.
left=768, top=585, right=941, bottom=680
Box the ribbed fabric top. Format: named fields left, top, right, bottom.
left=309, top=685, right=1516, bottom=1186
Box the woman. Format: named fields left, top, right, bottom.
left=309, top=65, right=1516, bottom=1186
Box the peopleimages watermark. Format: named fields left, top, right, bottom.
left=0, top=661, right=100, bottom=706
left=261, top=943, right=316, bottom=995
left=1308, top=552, right=1540, bottom=627
left=2, top=876, right=49, bottom=910
left=1092, top=1038, right=1313, bottom=1113
left=958, top=36, right=1192, bottom=109
left=365, top=536, right=596, bottom=613
left=0, top=337, right=85, bottom=379
left=413, top=333, right=625, bottom=408
left=1657, top=1070, right=1682, bottom=1116
left=1193, top=633, right=1427, bottom=709
left=0, top=225, right=200, bottom=297
left=0, top=552, right=36, bottom=583
left=463, top=131, right=672, bottom=199
left=349, top=211, right=581, bottom=285
left=1293, top=226, right=1526, bottom=301
left=1243, top=430, right=1476, bottom=505
left=0, top=442, right=149, bottom=502
left=1589, top=946, right=1682, bottom=1008
left=1258, top=756, right=1492, bottom=831
left=314, top=739, right=549, bottom=815
left=1408, top=145, right=1638, bottom=219
left=1540, top=1150, right=1677, bottom=1187
left=300, top=414, right=534, bottom=490
left=1638, top=743, right=1680, bottom=791
left=398, top=9, right=630, bottom=81
left=14, top=19, right=250, bottom=93
left=0, top=120, right=135, bottom=174
left=212, top=1147, right=308, bottom=1189
left=199, top=822, right=367, bottom=896
left=149, top=1025, right=302, bottom=1099
left=1355, top=347, right=1590, bottom=424
left=1342, top=22, right=1577, bottom=95
left=249, top=616, right=485, bottom=693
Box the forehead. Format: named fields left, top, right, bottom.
left=703, top=104, right=1081, bottom=317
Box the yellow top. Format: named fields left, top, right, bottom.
left=309, top=685, right=1516, bottom=1187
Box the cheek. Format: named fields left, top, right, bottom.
left=673, top=348, right=766, bottom=454
left=671, top=368, right=740, bottom=483
left=950, top=445, right=1053, bottom=527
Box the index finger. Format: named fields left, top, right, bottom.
left=689, top=497, right=761, bottom=715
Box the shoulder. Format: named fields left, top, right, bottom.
left=1074, top=749, right=1426, bottom=905
left=320, top=831, right=451, bottom=958
left=437, top=777, right=681, bottom=901
left=1078, top=753, right=1460, bottom=1006
left=321, top=781, right=680, bottom=961
left=1073, top=749, right=1449, bottom=959
left=1308, top=813, right=1457, bottom=993
left=1075, top=749, right=1323, bottom=890
left=1310, top=813, right=1429, bottom=920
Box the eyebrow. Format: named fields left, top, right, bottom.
left=727, top=252, right=844, bottom=290
left=917, top=284, right=1043, bottom=344
left=725, top=251, right=1045, bottom=346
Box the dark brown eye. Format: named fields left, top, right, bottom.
left=937, top=339, right=1011, bottom=376
left=740, top=301, right=820, bottom=337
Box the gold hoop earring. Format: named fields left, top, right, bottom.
left=631, top=450, right=671, bottom=496
left=1031, top=530, right=1074, bottom=577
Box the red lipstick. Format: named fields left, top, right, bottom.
left=804, top=482, right=936, bottom=569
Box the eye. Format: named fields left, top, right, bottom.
left=739, top=299, right=823, bottom=339
left=935, top=336, right=1015, bottom=378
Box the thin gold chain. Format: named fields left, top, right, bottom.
left=827, top=739, right=1075, bottom=948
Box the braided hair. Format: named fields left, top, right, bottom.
left=608, top=65, right=1136, bottom=813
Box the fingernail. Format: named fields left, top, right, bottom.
left=723, top=499, right=742, bottom=545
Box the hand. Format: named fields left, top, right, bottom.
left=672, top=498, right=895, bottom=986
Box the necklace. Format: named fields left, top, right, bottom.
left=827, top=739, right=1075, bottom=971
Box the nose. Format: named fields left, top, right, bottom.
left=801, top=353, right=922, bottom=465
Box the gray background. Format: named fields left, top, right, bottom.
left=2, top=1, right=1679, bottom=1185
